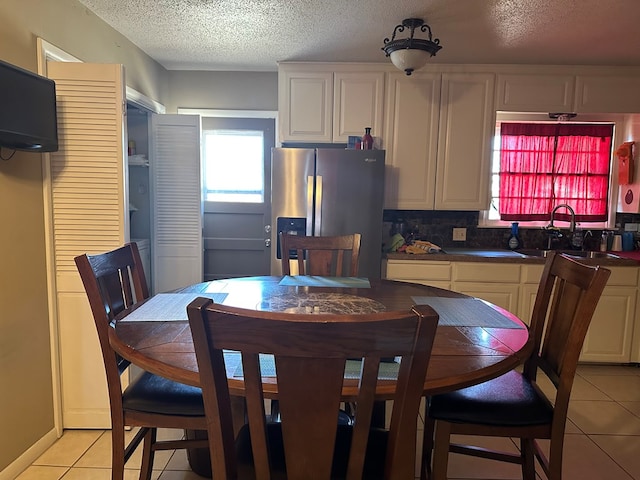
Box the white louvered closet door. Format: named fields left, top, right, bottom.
left=150, top=114, right=203, bottom=293
left=46, top=62, right=126, bottom=428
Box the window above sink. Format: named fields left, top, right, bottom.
left=479, top=111, right=630, bottom=231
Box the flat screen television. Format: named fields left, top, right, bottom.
left=0, top=59, right=58, bottom=152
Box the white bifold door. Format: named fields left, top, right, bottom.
left=150, top=114, right=202, bottom=293
left=45, top=61, right=201, bottom=428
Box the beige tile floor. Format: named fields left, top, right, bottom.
left=15, top=364, right=640, bottom=480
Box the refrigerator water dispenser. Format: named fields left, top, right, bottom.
left=276, top=217, right=307, bottom=259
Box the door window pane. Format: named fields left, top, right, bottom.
left=203, top=129, right=264, bottom=202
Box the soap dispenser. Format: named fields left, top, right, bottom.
left=507, top=222, right=521, bottom=250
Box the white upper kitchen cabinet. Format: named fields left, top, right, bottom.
left=278, top=63, right=385, bottom=143
left=434, top=73, right=495, bottom=210
left=496, top=73, right=575, bottom=112
left=383, top=71, right=441, bottom=209
left=279, top=69, right=333, bottom=142
left=575, top=74, right=640, bottom=113
left=332, top=71, right=385, bottom=142
left=383, top=71, right=494, bottom=210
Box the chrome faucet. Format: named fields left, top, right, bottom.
left=546, top=204, right=576, bottom=249
left=548, top=204, right=576, bottom=233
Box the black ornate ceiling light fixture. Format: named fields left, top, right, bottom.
left=382, top=18, right=442, bottom=75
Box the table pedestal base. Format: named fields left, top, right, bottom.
left=186, top=429, right=211, bottom=478
left=185, top=400, right=387, bottom=477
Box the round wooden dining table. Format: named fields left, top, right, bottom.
left=111, top=275, right=533, bottom=477
left=111, top=276, right=533, bottom=397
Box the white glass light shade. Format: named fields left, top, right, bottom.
left=389, top=49, right=430, bottom=75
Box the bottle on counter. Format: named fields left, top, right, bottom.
left=600, top=231, right=608, bottom=252
left=507, top=222, right=521, bottom=250
left=361, top=127, right=373, bottom=150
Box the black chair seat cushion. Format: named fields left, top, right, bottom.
left=235, top=423, right=389, bottom=480
left=122, top=371, right=205, bottom=416
left=429, top=370, right=553, bottom=427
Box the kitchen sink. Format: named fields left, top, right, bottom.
left=518, top=249, right=620, bottom=259
left=441, top=248, right=528, bottom=258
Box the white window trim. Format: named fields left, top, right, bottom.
left=479, top=111, right=629, bottom=230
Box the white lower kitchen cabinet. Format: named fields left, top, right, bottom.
left=382, top=260, right=451, bottom=290
left=631, top=294, right=640, bottom=363
left=517, top=264, right=545, bottom=326
left=384, top=259, right=640, bottom=364
left=453, top=282, right=520, bottom=316
left=580, top=267, right=638, bottom=363
left=451, top=262, right=521, bottom=314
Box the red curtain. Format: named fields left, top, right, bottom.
left=499, top=123, right=613, bottom=222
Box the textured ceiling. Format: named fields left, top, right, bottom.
left=76, top=0, right=640, bottom=71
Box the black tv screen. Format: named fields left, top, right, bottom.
left=0, top=59, right=58, bottom=152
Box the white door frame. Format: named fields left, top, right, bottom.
left=178, top=108, right=278, bottom=140
left=37, top=38, right=81, bottom=437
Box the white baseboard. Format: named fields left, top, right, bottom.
left=0, top=429, right=60, bottom=480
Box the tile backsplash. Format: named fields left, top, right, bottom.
left=383, top=210, right=640, bottom=251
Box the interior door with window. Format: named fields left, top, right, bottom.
left=202, top=117, right=274, bottom=279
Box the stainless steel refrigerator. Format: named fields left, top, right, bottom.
left=270, top=147, right=385, bottom=278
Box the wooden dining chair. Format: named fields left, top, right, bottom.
left=75, top=242, right=208, bottom=480
left=280, top=232, right=361, bottom=276
left=421, top=251, right=611, bottom=480
left=187, top=298, right=439, bottom=480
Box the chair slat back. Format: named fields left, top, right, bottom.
left=75, top=242, right=149, bottom=380
left=188, top=299, right=439, bottom=480
left=280, top=233, right=361, bottom=276
left=525, top=252, right=610, bottom=415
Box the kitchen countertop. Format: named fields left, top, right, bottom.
left=385, top=248, right=640, bottom=266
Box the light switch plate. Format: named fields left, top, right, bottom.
left=453, top=228, right=467, bottom=241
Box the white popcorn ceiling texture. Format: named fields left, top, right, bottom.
left=76, top=0, right=640, bottom=71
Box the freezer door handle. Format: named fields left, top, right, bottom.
left=315, top=175, right=322, bottom=234
left=307, top=176, right=315, bottom=236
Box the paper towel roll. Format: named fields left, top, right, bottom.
left=612, top=235, right=622, bottom=251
